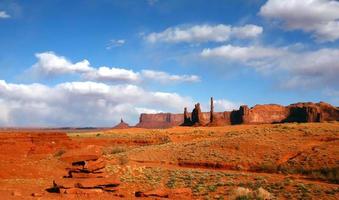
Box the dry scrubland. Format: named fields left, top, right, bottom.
left=0, top=122, right=338, bottom=199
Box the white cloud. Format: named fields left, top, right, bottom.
left=145, top=24, right=263, bottom=43
left=83, top=67, right=140, bottom=82
left=141, top=70, right=200, bottom=83
left=0, top=80, right=193, bottom=127
left=213, top=99, right=240, bottom=111
left=201, top=45, right=339, bottom=89
left=201, top=44, right=285, bottom=62
left=231, top=24, right=264, bottom=39
left=106, top=39, right=125, bottom=50
left=0, top=11, right=10, bottom=19
left=136, top=107, right=163, bottom=114
left=259, top=0, right=339, bottom=42
left=32, top=52, right=92, bottom=76
left=29, top=51, right=200, bottom=83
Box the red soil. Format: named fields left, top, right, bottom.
left=0, top=123, right=338, bottom=199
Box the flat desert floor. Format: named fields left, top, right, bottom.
left=0, top=122, right=338, bottom=199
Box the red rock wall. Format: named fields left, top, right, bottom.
left=210, top=112, right=232, bottom=126
left=135, top=102, right=339, bottom=128
left=135, top=113, right=185, bottom=128
left=246, top=104, right=289, bottom=124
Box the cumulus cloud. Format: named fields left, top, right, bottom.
left=106, top=39, right=125, bottom=50
left=259, top=0, right=339, bottom=42
left=145, top=24, right=263, bottom=43
left=0, top=80, right=193, bottom=127
left=201, top=45, right=339, bottom=89
left=141, top=70, right=200, bottom=83
left=32, top=52, right=92, bottom=76
left=29, top=51, right=199, bottom=83
left=0, top=11, right=10, bottom=18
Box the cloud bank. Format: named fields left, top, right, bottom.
left=145, top=24, right=263, bottom=43
left=259, top=0, right=339, bottom=42
left=201, top=45, right=339, bottom=89
left=30, top=52, right=200, bottom=83
left=0, top=80, right=193, bottom=127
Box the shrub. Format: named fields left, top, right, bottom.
left=118, top=154, right=129, bottom=165
left=303, top=167, right=338, bottom=184
left=53, top=149, right=66, bottom=157
left=102, top=147, right=126, bottom=155
left=256, top=187, right=272, bottom=200
left=234, top=187, right=273, bottom=200
left=234, top=187, right=252, bottom=200
left=159, top=135, right=172, bottom=144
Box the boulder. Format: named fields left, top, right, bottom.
left=84, top=158, right=106, bottom=172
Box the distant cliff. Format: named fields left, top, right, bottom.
left=135, top=113, right=184, bottom=128
left=133, top=99, right=339, bottom=129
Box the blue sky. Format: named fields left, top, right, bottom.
left=0, top=0, right=338, bottom=127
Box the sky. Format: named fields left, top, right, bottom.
left=0, top=0, right=339, bottom=127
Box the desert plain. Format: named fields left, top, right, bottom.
left=0, top=122, right=338, bottom=199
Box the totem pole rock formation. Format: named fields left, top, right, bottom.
left=183, top=107, right=193, bottom=126
left=191, top=103, right=205, bottom=126
left=210, top=97, right=214, bottom=123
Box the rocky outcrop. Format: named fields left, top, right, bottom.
left=210, top=97, right=214, bottom=123
left=47, top=145, right=121, bottom=195
left=243, top=104, right=288, bottom=124
left=285, top=102, right=339, bottom=123
left=191, top=103, right=206, bottom=126
left=0, top=131, right=72, bottom=158
left=135, top=113, right=184, bottom=128
left=182, top=107, right=193, bottom=126
left=135, top=98, right=339, bottom=128
left=135, top=188, right=192, bottom=199
left=113, top=118, right=130, bottom=129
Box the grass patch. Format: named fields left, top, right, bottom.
left=251, top=162, right=278, bottom=173
left=302, top=167, right=339, bottom=184
left=102, top=147, right=127, bottom=155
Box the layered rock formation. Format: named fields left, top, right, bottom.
left=135, top=113, right=184, bottom=128
left=47, top=145, right=121, bottom=195
left=136, top=98, right=339, bottom=128
left=0, top=131, right=72, bottom=158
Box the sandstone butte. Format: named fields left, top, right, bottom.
left=115, top=97, right=339, bottom=129
left=112, top=118, right=130, bottom=129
